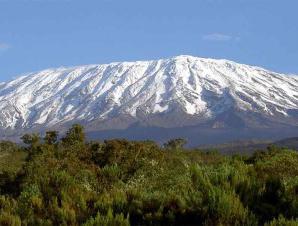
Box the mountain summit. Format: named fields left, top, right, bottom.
left=1, top=55, right=298, bottom=145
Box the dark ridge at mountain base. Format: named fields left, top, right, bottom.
left=198, top=140, right=272, bottom=155
left=274, top=137, right=298, bottom=150
left=87, top=126, right=298, bottom=148
left=196, top=137, right=298, bottom=155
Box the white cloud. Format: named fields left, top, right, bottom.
left=202, top=33, right=239, bottom=42
left=0, top=43, right=10, bottom=50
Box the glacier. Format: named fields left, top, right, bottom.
left=0, top=55, right=297, bottom=133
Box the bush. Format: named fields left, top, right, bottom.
left=0, top=212, right=21, bottom=226
left=83, top=209, right=129, bottom=226
left=0, top=125, right=296, bottom=225
left=265, top=215, right=298, bottom=226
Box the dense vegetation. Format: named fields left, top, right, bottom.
left=0, top=124, right=297, bottom=225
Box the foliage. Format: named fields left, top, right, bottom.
left=164, top=138, right=187, bottom=150
left=0, top=125, right=297, bottom=225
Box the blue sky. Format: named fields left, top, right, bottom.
left=0, top=0, right=297, bottom=82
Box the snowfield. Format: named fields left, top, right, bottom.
left=0, top=55, right=297, bottom=130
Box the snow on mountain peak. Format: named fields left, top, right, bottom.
left=0, top=55, right=297, bottom=130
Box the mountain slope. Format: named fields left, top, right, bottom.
left=0, top=55, right=298, bottom=143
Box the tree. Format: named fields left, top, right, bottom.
left=21, top=134, right=40, bottom=148
left=164, top=138, right=187, bottom=150
left=44, top=131, right=59, bottom=145
left=62, top=124, right=85, bottom=145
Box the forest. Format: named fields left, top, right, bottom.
left=0, top=124, right=297, bottom=226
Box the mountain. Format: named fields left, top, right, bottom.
left=1, top=55, right=298, bottom=145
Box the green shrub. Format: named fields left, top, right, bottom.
left=0, top=125, right=297, bottom=225
left=83, top=208, right=129, bottom=226
left=265, top=215, right=298, bottom=226
left=0, top=212, right=21, bottom=226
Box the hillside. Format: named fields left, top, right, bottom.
left=0, top=56, right=298, bottom=145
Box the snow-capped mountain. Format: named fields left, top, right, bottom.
left=1, top=55, right=298, bottom=144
